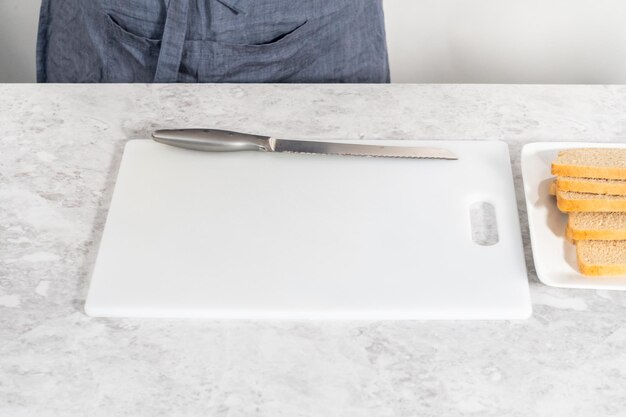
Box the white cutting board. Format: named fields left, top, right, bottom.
left=85, top=139, right=531, bottom=319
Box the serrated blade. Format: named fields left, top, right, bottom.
left=272, top=139, right=458, bottom=160
left=151, top=129, right=458, bottom=160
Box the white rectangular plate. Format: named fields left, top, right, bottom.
left=521, top=141, right=626, bottom=289
left=86, top=139, right=531, bottom=319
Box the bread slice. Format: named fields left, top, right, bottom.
left=556, top=190, right=626, bottom=212
left=557, top=176, right=626, bottom=196
left=565, top=223, right=575, bottom=243
left=551, top=148, right=626, bottom=180
left=567, top=212, right=626, bottom=240
left=549, top=180, right=557, bottom=196
left=576, top=240, right=626, bottom=276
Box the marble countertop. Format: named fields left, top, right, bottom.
left=2, top=84, right=626, bottom=416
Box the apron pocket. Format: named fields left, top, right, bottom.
left=104, top=13, right=161, bottom=82
left=104, top=12, right=201, bottom=82
left=103, top=0, right=166, bottom=39
left=187, top=18, right=321, bottom=82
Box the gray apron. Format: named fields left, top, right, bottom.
left=37, top=0, right=390, bottom=83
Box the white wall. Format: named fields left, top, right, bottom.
left=2, top=0, right=626, bottom=83
left=384, top=0, right=626, bottom=84
left=0, top=0, right=39, bottom=83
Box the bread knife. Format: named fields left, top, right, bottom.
left=151, top=128, right=458, bottom=160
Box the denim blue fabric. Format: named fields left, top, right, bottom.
left=37, top=0, right=390, bottom=83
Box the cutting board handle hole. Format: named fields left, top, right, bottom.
left=469, top=201, right=499, bottom=246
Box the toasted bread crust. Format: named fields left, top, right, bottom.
left=565, top=224, right=575, bottom=243
left=552, top=164, right=626, bottom=180
left=577, top=260, right=626, bottom=276
left=549, top=180, right=557, bottom=196
left=557, top=177, right=626, bottom=196
left=556, top=190, right=626, bottom=212
left=567, top=227, right=626, bottom=241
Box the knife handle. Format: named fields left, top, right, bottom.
left=152, top=129, right=273, bottom=152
